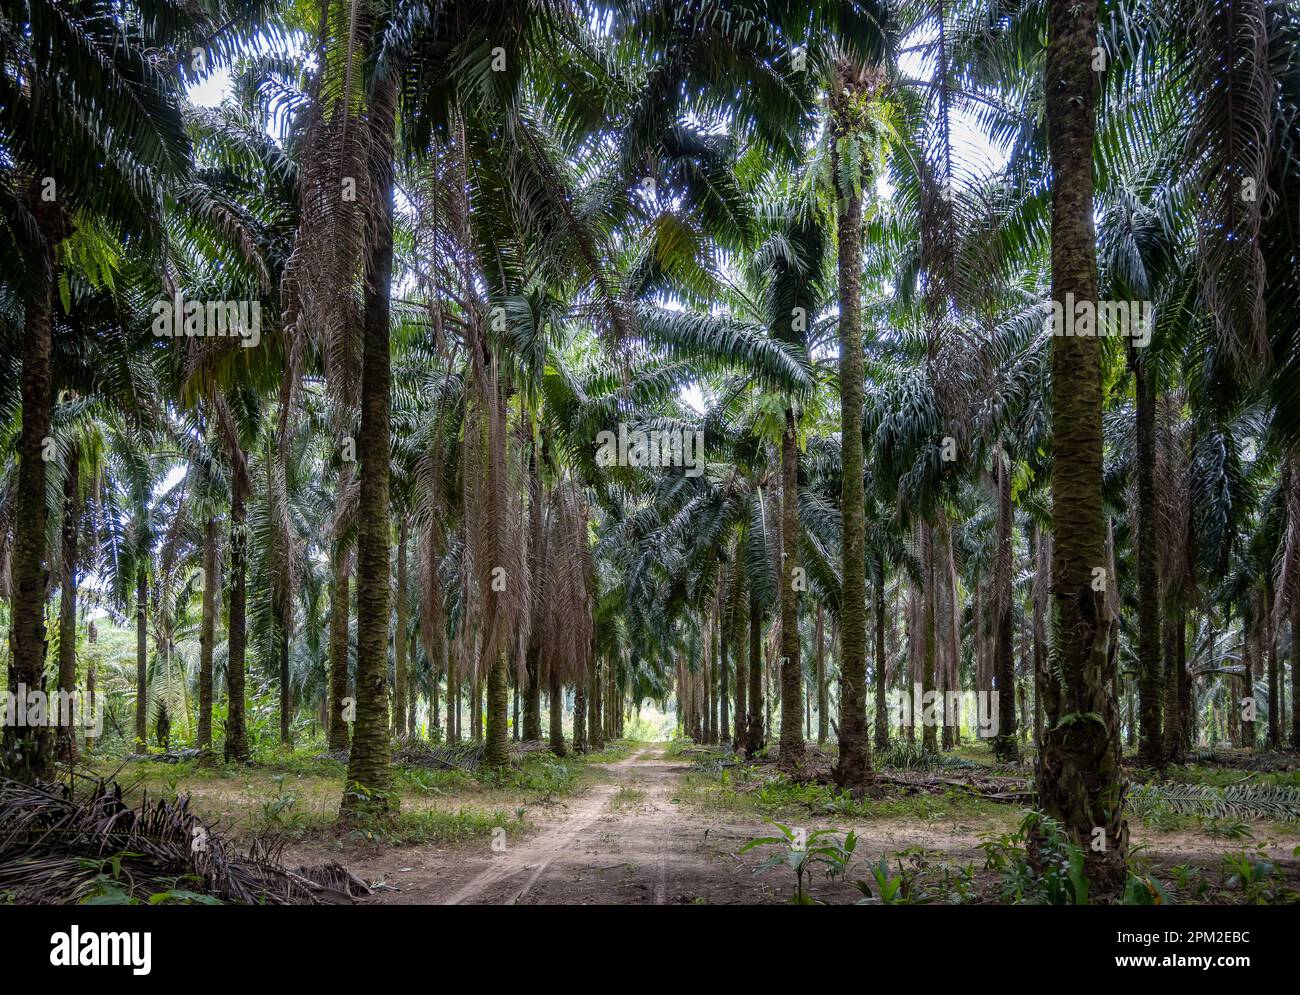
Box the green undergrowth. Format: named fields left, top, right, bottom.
left=98, top=746, right=595, bottom=844
left=679, top=763, right=1013, bottom=826
left=577, top=740, right=637, bottom=764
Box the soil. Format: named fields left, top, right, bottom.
left=289, top=748, right=794, bottom=904
left=283, top=745, right=1300, bottom=905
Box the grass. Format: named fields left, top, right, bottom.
left=95, top=746, right=599, bottom=846
left=577, top=740, right=637, bottom=765
left=662, top=738, right=709, bottom=759
left=610, top=786, right=647, bottom=809
left=335, top=807, right=526, bottom=846
left=676, top=763, right=1015, bottom=829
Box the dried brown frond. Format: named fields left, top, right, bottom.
left=0, top=777, right=368, bottom=905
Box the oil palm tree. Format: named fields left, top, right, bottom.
left=0, top=0, right=198, bottom=779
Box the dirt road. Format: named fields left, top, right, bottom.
left=318, top=746, right=797, bottom=905
left=284, top=745, right=1296, bottom=905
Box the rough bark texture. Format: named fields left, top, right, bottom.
left=327, top=545, right=351, bottom=751
left=589, top=658, right=602, bottom=749
left=573, top=675, right=587, bottom=754
left=524, top=645, right=542, bottom=740
left=817, top=604, right=829, bottom=746
left=1033, top=529, right=1048, bottom=752
left=432, top=676, right=441, bottom=738
left=1040, top=0, right=1126, bottom=891
left=1132, top=352, right=1163, bottom=765
left=779, top=408, right=805, bottom=766
left=135, top=567, right=148, bottom=750
left=745, top=586, right=765, bottom=755
left=1267, top=578, right=1279, bottom=747
left=731, top=547, right=748, bottom=750
left=718, top=586, right=730, bottom=742
left=471, top=674, right=482, bottom=741
left=85, top=663, right=96, bottom=756
left=224, top=480, right=251, bottom=763
left=613, top=667, right=623, bottom=737
left=447, top=645, right=459, bottom=742
left=706, top=640, right=716, bottom=745
left=341, top=90, right=395, bottom=815
left=483, top=655, right=509, bottom=768
left=993, top=446, right=1019, bottom=761
left=56, top=451, right=80, bottom=763
left=197, top=517, right=217, bottom=762
left=829, top=59, right=875, bottom=792
left=393, top=518, right=409, bottom=738
left=278, top=620, right=291, bottom=748
left=1292, top=594, right=1300, bottom=750
left=922, top=526, right=938, bottom=751
left=548, top=667, right=567, bottom=757
left=1242, top=596, right=1260, bottom=749
left=873, top=568, right=887, bottom=752
left=1162, top=608, right=1186, bottom=761
left=3, top=188, right=66, bottom=782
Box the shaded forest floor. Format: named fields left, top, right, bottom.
left=100, top=740, right=1300, bottom=904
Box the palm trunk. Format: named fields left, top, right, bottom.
left=483, top=653, right=509, bottom=768
left=3, top=188, right=65, bottom=782
left=873, top=562, right=887, bottom=752
left=614, top=668, right=624, bottom=737
left=447, top=645, right=459, bottom=742
left=706, top=636, right=716, bottom=744
left=718, top=586, right=730, bottom=742
left=224, top=480, right=250, bottom=763
left=432, top=675, right=441, bottom=739
left=135, top=567, right=148, bottom=750
left=1291, top=593, right=1300, bottom=750
left=779, top=408, right=805, bottom=765
left=746, top=585, right=765, bottom=755
left=393, top=517, right=408, bottom=739
left=943, top=518, right=963, bottom=747
left=1242, top=594, right=1260, bottom=750
left=607, top=661, right=618, bottom=741
left=85, top=663, right=96, bottom=756
left=512, top=679, right=520, bottom=741
left=1162, top=606, right=1185, bottom=760
left=56, top=450, right=80, bottom=763
left=1040, top=0, right=1126, bottom=889
left=524, top=645, right=542, bottom=740
left=1267, top=579, right=1279, bottom=747
left=922, top=526, right=938, bottom=752
left=993, top=444, right=1019, bottom=760
left=1132, top=350, right=1163, bottom=765
left=197, top=517, right=217, bottom=762
left=471, top=672, right=482, bottom=741
left=829, top=60, right=874, bottom=792
left=589, top=657, right=602, bottom=749
left=327, top=545, right=351, bottom=751
left=278, top=621, right=291, bottom=748
left=816, top=603, right=828, bottom=746
left=548, top=666, right=567, bottom=757
left=1033, top=527, right=1050, bottom=752
left=731, top=547, right=748, bottom=749
left=341, top=87, right=396, bottom=815
left=573, top=653, right=588, bottom=754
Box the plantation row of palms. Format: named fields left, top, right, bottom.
left=3, top=0, right=1299, bottom=894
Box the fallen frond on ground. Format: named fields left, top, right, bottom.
left=122, top=748, right=201, bottom=764
left=0, top=777, right=370, bottom=905
left=1127, top=781, right=1300, bottom=822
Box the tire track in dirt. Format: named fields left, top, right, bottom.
left=440, top=748, right=654, bottom=905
